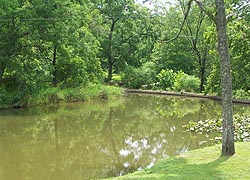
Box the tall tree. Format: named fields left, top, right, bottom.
left=151, top=6, right=197, bottom=74
left=116, top=5, right=159, bottom=69
left=97, top=0, right=135, bottom=81
left=30, top=0, right=102, bottom=87
left=180, top=3, right=211, bottom=92
left=166, top=0, right=235, bottom=155
left=0, top=0, right=39, bottom=90
left=31, top=0, right=70, bottom=86
left=215, top=0, right=235, bottom=155
left=228, top=1, right=250, bottom=91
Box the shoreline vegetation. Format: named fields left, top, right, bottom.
left=1, top=87, right=250, bottom=110
left=106, top=142, right=250, bottom=180
left=0, top=84, right=123, bottom=110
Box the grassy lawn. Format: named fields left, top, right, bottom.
left=107, top=142, right=250, bottom=180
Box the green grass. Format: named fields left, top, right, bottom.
left=107, top=142, right=250, bottom=180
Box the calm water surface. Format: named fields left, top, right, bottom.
left=0, top=94, right=250, bottom=180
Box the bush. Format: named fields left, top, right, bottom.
left=32, top=87, right=65, bottom=104
left=122, top=62, right=157, bottom=89
left=0, top=88, right=27, bottom=108
left=121, top=66, right=143, bottom=89
left=173, top=71, right=200, bottom=92
left=156, top=69, right=176, bottom=90
left=233, top=89, right=250, bottom=100
left=0, top=88, right=10, bottom=108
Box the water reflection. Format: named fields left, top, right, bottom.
left=0, top=94, right=249, bottom=179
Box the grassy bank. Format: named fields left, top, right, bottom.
left=108, top=142, right=250, bottom=180
left=0, top=84, right=123, bottom=109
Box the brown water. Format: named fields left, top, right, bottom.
left=0, top=94, right=250, bottom=180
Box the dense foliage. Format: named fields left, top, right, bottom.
left=0, top=0, right=249, bottom=108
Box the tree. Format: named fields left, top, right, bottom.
left=115, top=5, right=159, bottom=70
left=187, top=0, right=235, bottom=156
left=0, top=0, right=104, bottom=97
left=0, top=0, right=41, bottom=92
left=31, top=0, right=72, bottom=86
left=165, top=0, right=235, bottom=155
left=179, top=3, right=211, bottom=92
left=150, top=6, right=197, bottom=74
left=197, top=0, right=250, bottom=95
left=228, top=1, right=250, bottom=91
left=97, top=0, right=136, bottom=81
left=30, top=0, right=103, bottom=87
left=215, top=0, right=235, bottom=155
left=56, top=0, right=103, bottom=87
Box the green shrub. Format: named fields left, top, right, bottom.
left=173, top=71, right=200, bottom=92
left=122, top=62, right=157, bottom=89
left=121, top=66, right=142, bottom=88
left=32, top=87, right=65, bottom=104
left=156, top=69, right=176, bottom=90
left=61, top=88, right=83, bottom=102
left=0, top=88, right=28, bottom=108
left=233, top=89, right=250, bottom=100
left=0, top=88, right=9, bottom=108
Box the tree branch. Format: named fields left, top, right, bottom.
left=160, top=0, right=215, bottom=44
left=194, top=0, right=216, bottom=23
left=164, top=0, right=193, bottom=43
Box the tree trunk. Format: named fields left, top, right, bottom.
left=107, top=31, right=113, bottom=82
left=107, top=23, right=113, bottom=82
left=199, top=57, right=206, bottom=92
left=197, top=55, right=206, bottom=92
left=108, top=61, right=113, bottom=82
left=107, top=22, right=114, bottom=82
left=52, top=46, right=57, bottom=86
left=107, top=19, right=118, bottom=82
left=215, top=0, right=235, bottom=156
left=183, top=10, right=207, bottom=93
left=0, top=64, right=5, bottom=85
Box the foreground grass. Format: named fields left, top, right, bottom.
left=108, top=142, right=250, bottom=180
